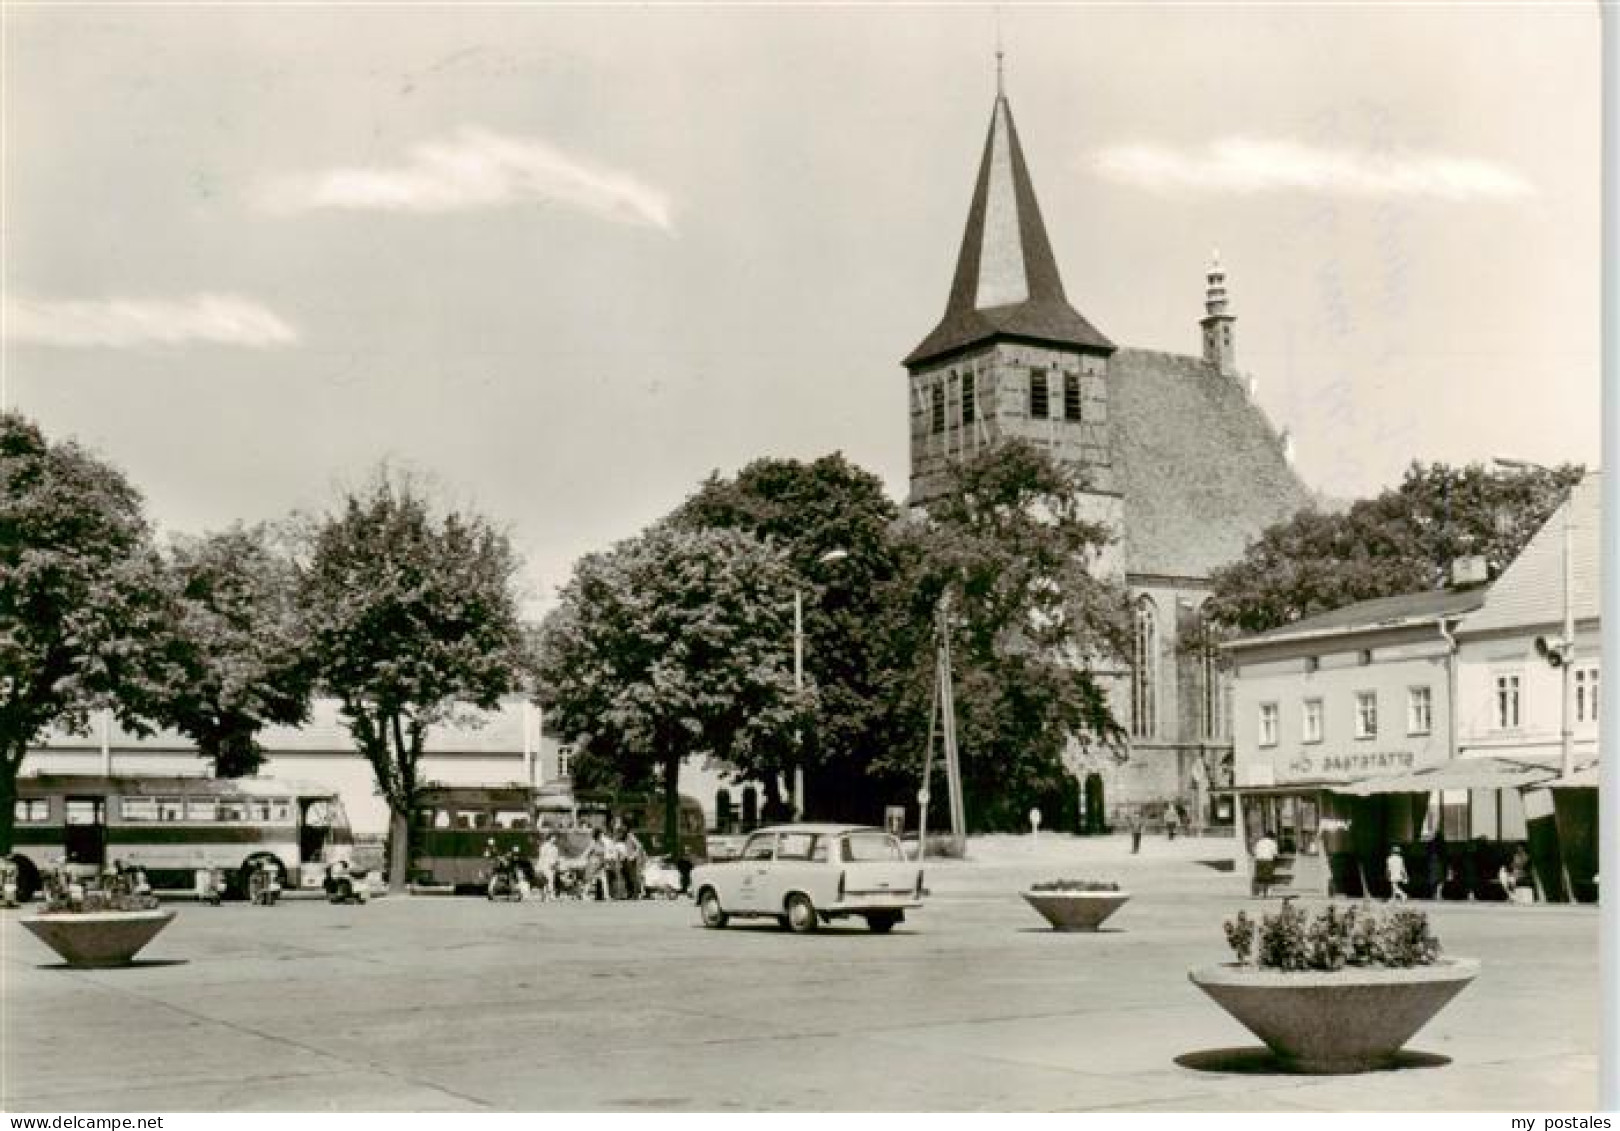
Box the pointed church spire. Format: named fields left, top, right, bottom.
left=1200, top=249, right=1237, bottom=374
left=904, top=80, right=1112, bottom=369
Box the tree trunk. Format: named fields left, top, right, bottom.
left=0, top=743, right=21, bottom=856
left=662, top=753, right=681, bottom=863
left=388, top=806, right=410, bottom=894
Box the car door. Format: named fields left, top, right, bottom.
left=733, top=832, right=777, bottom=914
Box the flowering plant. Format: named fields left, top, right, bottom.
left=1223, top=900, right=1441, bottom=970
left=1029, top=879, right=1121, bottom=893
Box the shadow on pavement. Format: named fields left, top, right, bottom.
left=1014, top=926, right=1127, bottom=934
left=37, top=958, right=190, bottom=970
left=1174, top=1046, right=1451, bottom=1075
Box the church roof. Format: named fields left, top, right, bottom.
left=1110, top=348, right=1315, bottom=579
left=904, top=94, right=1113, bottom=369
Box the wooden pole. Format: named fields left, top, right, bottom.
left=938, top=597, right=967, bottom=856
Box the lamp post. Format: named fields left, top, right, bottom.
left=1493, top=458, right=1576, bottom=780
left=792, top=548, right=848, bottom=819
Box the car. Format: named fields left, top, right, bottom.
left=688, top=824, right=924, bottom=934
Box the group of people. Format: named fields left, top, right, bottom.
left=487, top=824, right=653, bottom=902
left=1125, top=802, right=1185, bottom=854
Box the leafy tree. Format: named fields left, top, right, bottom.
left=877, top=439, right=1131, bottom=831
left=1206, top=461, right=1584, bottom=634
left=533, top=523, right=804, bottom=854
left=298, top=472, right=526, bottom=891
left=0, top=412, right=175, bottom=853
left=151, top=524, right=313, bottom=777
left=671, top=455, right=917, bottom=821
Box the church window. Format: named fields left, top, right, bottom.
left=931, top=383, right=945, bottom=434
left=1063, top=373, right=1082, bottom=422
left=1194, top=606, right=1224, bottom=740
left=1131, top=597, right=1159, bottom=739
left=962, top=372, right=976, bottom=425
left=1029, top=370, right=1049, bottom=419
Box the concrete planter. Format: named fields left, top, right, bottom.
left=1188, top=959, right=1479, bottom=1073
left=1020, top=889, right=1131, bottom=932
left=21, top=910, right=177, bottom=968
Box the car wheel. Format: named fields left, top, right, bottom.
left=785, top=893, right=819, bottom=934
left=865, top=911, right=901, bottom=933
left=698, top=888, right=728, bottom=928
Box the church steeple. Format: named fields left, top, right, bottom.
left=904, top=90, right=1112, bottom=369
left=1200, top=250, right=1237, bottom=374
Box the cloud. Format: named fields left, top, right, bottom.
left=258, top=126, right=674, bottom=231
left=1092, top=137, right=1535, bottom=202
left=4, top=294, right=298, bottom=349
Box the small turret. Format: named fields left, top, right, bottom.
left=1200, top=250, right=1237, bottom=374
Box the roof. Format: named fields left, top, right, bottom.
left=32, top=696, right=538, bottom=756
left=741, top=823, right=883, bottom=837
left=904, top=94, right=1112, bottom=369
left=1458, top=471, right=1602, bottom=635
left=1109, top=348, right=1315, bottom=578
left=16, top=774, right=340, bottom=797
left=1227, top=587, right=1488, bottom=650
left=1338, top=755, right=1560, bottom=796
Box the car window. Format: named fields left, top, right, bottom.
left=810, top=838, right=829, bottom=863
left=842, top=832, right=903, bottom=862
left=776, top=833, right=816, bottom=861
left=741, top=834, right=776, bottom=861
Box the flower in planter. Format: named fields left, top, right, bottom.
left=1223, top=901, right=1443, bottom=971
left=1028, top=879, right=1120, bottom=893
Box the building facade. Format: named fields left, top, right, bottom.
left=904, top=85, right=1314, bottom=822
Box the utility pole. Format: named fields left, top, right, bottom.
left=936, top=593, right=967, bottom=856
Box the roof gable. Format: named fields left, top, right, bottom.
left=1458, top=471, right=1601, bottom=635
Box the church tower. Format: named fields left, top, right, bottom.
left=1199, top=251, right=1237, bottom=374
left=903, top=79, right=1122, bottom=579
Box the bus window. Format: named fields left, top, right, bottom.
left=247, top=799, right=291, bottom=823
left=493, top=810, right=530, bottom=830
left=158, top=798, right=184, bottom=822
left=454, top=810, right=488, bottom=830
left=187, top=799, right=219, bottom=822
left=119, top=798, right=161, bottom=822
left=15, top=799, right=50, bottom=823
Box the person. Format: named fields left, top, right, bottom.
left=623, top=826, right=646, bottom=900
left=1425, top=831, right=1448, bottom=899
left=1164, top=802, right=1181, bottom=842
left=1499, top=845, right=1533, bottom=903
left=606, top=831, right=628, bottom=900
left=1252, top=829, right=1279, bottom=897
left=586, top=828, right=609, bottom=901
left=537, top=834, right=560, bottom=901
left=1386, top=845, right=1409, bottom=902
left=1128, top=808, right=1144, bottom=855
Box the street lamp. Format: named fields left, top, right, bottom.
left=1493, top=457, right=1576, bottom=780
left=793, top=548, right=849, bottom=819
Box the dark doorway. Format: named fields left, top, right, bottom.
left=64, top=797, right=107, bottom=866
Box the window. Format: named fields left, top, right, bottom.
left=841, top=832, right=903, bottom=862
left=1063, top=372, right=1082, bottom=421
left=1130, top=598, right=1158, bottom=738
left=1494, top=673, right=1521, bottom=730
left=1258, top=703, right=1279, bottom=747
left=1029, top=369, right=1049, bottom=419
left=1354, top=692, right=1378, bottom=739
left=1302, top=699, right=1323, bottom=744
left=14, top=799, right=49, bottom=823
left=556, top=745, right=573, bottom=779
left=962, top=372, right=976, bottom=425
left=775, top=832, right=816, bottom=860
left=494, top=810, right=530, bottom=830
left=931, top=384, right=945, bottom=434
left=454, top=809, right=488, bottom=830
left=65, top=800, right=102, bottom=825
left=1407, top=686, right=1433, bottom=736
left=1576, top=667, right=1600, bottom=723
left=741, top=834, right=776, bottom=861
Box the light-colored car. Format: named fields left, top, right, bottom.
left=689, top=824, right=924, bottom=934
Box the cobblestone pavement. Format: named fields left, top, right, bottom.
left=1, top=834, right=1600, bottom=1112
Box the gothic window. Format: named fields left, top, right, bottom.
left=1194, top=607, right=1224, bottom=740
left=1130, top=597, right=1158, bottom=739
left=962, top=372, right=976, bottom=425
left=931, top=383, right=945, bottom=434
left=1029, top=369, right=1049, bottom=420
left=1063, top=372, right=1081, bottom=421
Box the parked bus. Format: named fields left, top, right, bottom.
left=7, top=774, right=360, bottom=901
left=410, top=782, right=707, bottom=891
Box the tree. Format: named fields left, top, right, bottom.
left=879, top=439, right=1131, bottom=831
left=150, top=524, right=313, bottom=777
left=533, top=523, right=804, bottom=854
left=0, top=412, right=175, bottom=853
left=671, top=454, right=917, bottom=821
left=1206, top=461, right=1584, bottom=635
left=298, top=472, right=526, bottom=892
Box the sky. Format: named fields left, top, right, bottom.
left=2, top=4, right=1602, bottom=617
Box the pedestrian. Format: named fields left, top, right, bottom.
left=623, top=826, right=646, bottom=900
left=1128, top=807, right=1144, bottom=855
left=1386, top=845, right=1409, bottom=902
left=1164, top=802, right=1181, bottom=841
left=586, top=828, right=609, bottom=901
left=605, top=831, right=627, bottom=900
left=1252, top=829, right=1279, bottom=897
left=537, top=834, right=560, bottom=901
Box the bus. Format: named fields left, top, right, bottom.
left=7, top=774, right=361, bottom=901
left=410, top=783, right=708, bottom=891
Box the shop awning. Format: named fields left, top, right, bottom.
left=1547, top=761, right=1601, bottom=790
left=1338, top=756, right=1560, bottom=797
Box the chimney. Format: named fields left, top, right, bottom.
left=1450, top=555, right=1489, bottom=588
